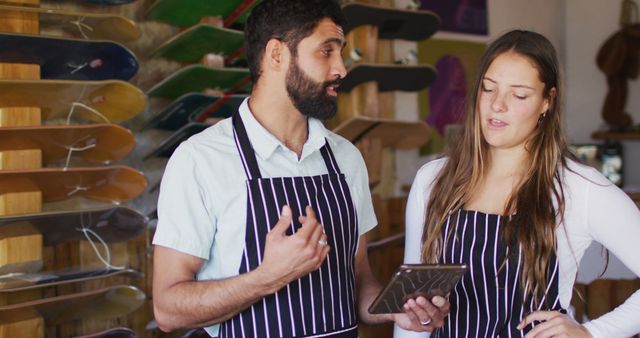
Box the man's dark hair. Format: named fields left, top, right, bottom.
left=244, top=0, right=346, bottom=84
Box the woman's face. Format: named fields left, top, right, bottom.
left=478, top=52, right=551, bottom=151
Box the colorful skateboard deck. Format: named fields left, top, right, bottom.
left=0, top=4, right=140, bottom=43
left=143, top=93, right=243, bottom=131
left=78, top=327, right=138, bottom=338
left=0, top=124, right=135, bottom=165
left=146, top=0, right=259, bottom=27
left=0, top=166, right=147, bottom=203
left=144, top=123, right=208, bottom=159
left=342, top=3, right=440, bottom=41
left=146, top=65, right=251, bottom=100
left=0, top=33, right=138, bottom=81
left=0, top=285, right=145, bottom=326
left=0, top=206, right=147, bottom=247
left=152, top=24, right=244, bottom=64
left=0, top=79, right=146, bottom=123
left=339, top=63, right=437, bottom=92
left=0, top=268, right=142, bottom=293
left=333, top=115, right=430, bottom=149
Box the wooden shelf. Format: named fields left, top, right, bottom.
left=591, top=131, right=640, bottom=141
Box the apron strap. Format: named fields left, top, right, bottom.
left=320, top=140, right=342, bottom=175
left=232, top=112, right=262, bottom=180
left=233, top=111, right=343, bottom=179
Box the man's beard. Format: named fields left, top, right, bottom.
left=286, top=57, right=342, bottom=120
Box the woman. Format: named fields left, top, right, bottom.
left=395, top=30, right=640, bottom=338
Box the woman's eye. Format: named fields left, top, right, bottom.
left=514, top=94, right=527, bottom=100
left=481, top=85, right=494, bottom=92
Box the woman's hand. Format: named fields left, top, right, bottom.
left=392, top=295, right=450, bottom=332
left=518, top=310, right=593, bottom=338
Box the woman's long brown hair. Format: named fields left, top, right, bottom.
left=421, top=30, right=572, bottom=306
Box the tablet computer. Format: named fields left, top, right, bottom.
left=368, top=263, right=468, bottom=314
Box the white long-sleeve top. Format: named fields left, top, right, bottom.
left=394, top=157, right=640, bottom=338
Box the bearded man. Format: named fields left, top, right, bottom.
left=152, top=1, right=448, bottom=336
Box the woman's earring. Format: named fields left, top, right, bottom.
left=537, top=112, right=547, bottom=126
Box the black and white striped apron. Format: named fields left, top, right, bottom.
left=434, top=210, right=564, bottom=338
left=218, top=113, right=359, bottom=338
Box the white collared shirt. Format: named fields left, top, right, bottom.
left=153, top=98, right=377, bottom=334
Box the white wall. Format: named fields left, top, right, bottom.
left=566, top=0, right=640, bottom=188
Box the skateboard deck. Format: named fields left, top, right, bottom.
left=333, top=115, right=430, bottom=149
left=143, top=93, right=243, bottom=131
left=339, top=63, right=437, bottom=92
left=342, top=3, right=440, bottom=41
left=0, top=79, right=146, bottom=123
left=146, top=65, right=251, bottom=100
left=0, top=4, right=140, bottom=43
left=0, top=33, right=138, bottom=81
left=77, top=327, right=138, bottom=338
left=0, top=268, right=142, bottom=293
left=146, top=0, right=259, bottom=27
left=144, top=123, right=208, bottom=159
left=0, top=124, right=135, bottom=165
left=0, top=166, right=147, bottom=203
left=0, top=206, right=147, bottom=247
left=83, top=0, right=137, bottom=5
left=152, top=24, right=244, bottom=64
left=0, top=285, right=145, bottom=326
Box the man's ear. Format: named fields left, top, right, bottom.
left=264, top=38, right=284, bottom=71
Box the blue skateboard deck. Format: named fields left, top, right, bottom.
left=0, top=33, right=138, bottom=81
left=143, top=93, right=244, bottom=131
left=144, top=123, right=209, bottom=159
left=339, top=63, right=437, bottom=92
left=342, top=3, right=440, bottom=41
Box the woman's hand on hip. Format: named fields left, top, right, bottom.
left=519, top=310, right=593, bottom=338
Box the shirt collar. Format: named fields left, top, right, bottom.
left=238, top=97, right=337, bottom=160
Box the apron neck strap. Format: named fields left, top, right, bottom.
left=233, top=112, right=262, bottom=180
left=232, top=112, right=343, bottom=180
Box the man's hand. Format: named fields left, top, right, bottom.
left=392, top=295, right=450, bottom=332
left=518, top=311, right=593, bottom=338
left=258, top=205, right=330, bottom=293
